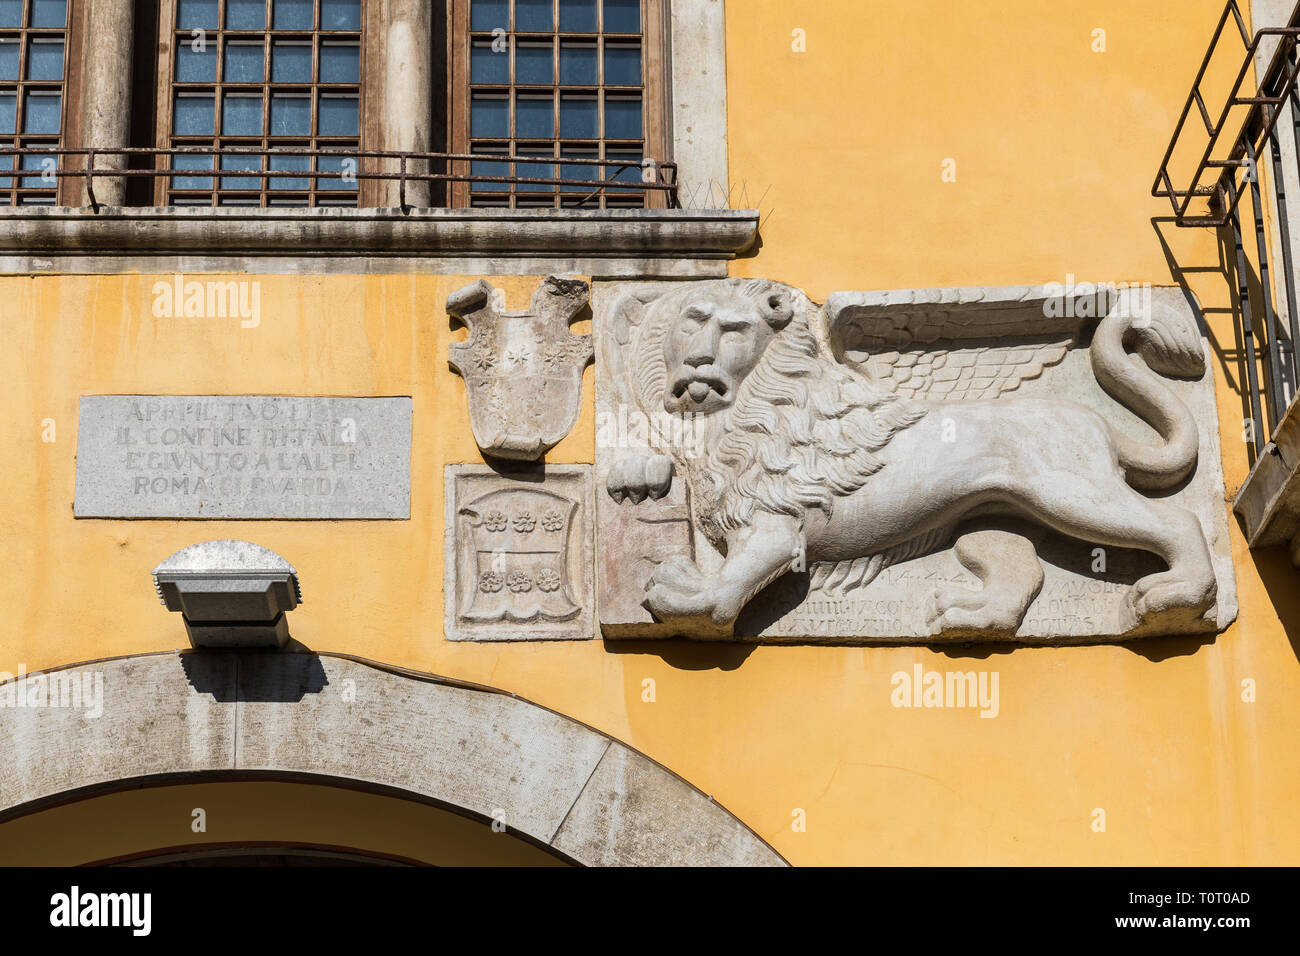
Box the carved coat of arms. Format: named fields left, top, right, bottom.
left=448, top=275, right=593, bottom=461
left=455, top=486, right=581, bottom=624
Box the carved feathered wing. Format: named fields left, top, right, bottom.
left=807, top=286, right=1093, bottom=594
left=824, top=285, right=1091, bottom=403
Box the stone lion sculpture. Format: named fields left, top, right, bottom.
left=605, top=277, right=1218, bottom=637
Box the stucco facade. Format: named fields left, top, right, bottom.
left=2, top=0, right=1299, bottom=867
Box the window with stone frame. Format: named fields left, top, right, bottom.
left=155, top=0, right=373, bottom=206
left=0, top=0, right=72, bottom=204
left=449, top=0, right=669, bottom=209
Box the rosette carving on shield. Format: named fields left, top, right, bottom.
left=448, top=275, right=594, bottom=461
left=456, top=487, right=582, bottom=624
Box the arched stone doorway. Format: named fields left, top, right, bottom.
left=0, top=652, right=785, bottom=867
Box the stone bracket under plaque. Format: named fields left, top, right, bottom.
left=447, top=275, right=593, bottom=461
left=444, top=464, right=594, bottom=642
left=153, top=539, right=302, bottom=649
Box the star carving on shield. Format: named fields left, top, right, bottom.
left=448, top=275, right=594, bottom=462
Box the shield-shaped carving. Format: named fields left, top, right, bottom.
left=456, top=487, right=581, bottom=624
left=448, top=275, right=594, bottom=461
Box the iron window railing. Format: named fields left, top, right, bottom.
left=1155, top=0, right=1300, bottom=456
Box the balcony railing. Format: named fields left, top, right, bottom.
left=1155, top=0, right=1300, bottom=455
left=0, top=145, right=680, bottom=212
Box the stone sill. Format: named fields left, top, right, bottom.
left=1233, top=394, right=1300, bottom=562
left=0, top=206, right=759, bottom=278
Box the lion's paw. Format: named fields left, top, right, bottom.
left=926, top=587, right=1027, bottom=636
left=1127, top=571, right=1216, bottom=628
left=607, top=454, right=674, bottom=504
left=643, top=556, right=740, bottom=629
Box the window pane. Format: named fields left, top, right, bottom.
left=271, top=41, right=311, bottom=82
left=270, top=93, right=309, bottom=135
left=0, top=38, right=17, bottom=81
left=559, top=0, right=596, bottom=32
left=560, top=147, right=598, bottom=184
left=471, top=93, right=508, bottom=137
left=0, top=0, right=19, bottom=28
left=220, top=153, right=261, bottom=190
left=317, top=154, right=357, bottom=190
left=320, top=42, right=359, bottom=83
left=607, top=149, right=642, bottom=183
left=603, top=0, right=639, bottom=33
left=171, top=153, right=213, bottom=190
left=225, top=0, right=265, bottom=30
left=173, top=93, right=215, bottom=135
left=221, top=92, right=262, bottom=136
left=223, top=41, right=264, bottom=82
left=516, top=94, right=553, bottom=137
left=26, top=38, right=63, bottom=81
left=267, top=152, right=309, bottom=189
left=320, top=0, right=360, bottom=30
left=559, top=41, right=596, bottom=84
left=272, top=0, right=313, bottom=29
left=559, top=94, right=596, bottom=138
left=604, top=43, right=640, bottom=86
left=317, top=93, right=357, bottom=136
left=176, top=44, right=217, bottom=82
left=0, top=153, right=13, bottom=189
left=471, top=148, right=508, bottom=191
left=471, top=41, right=507, bottom=84
left=0, top=92, right=14, bottom=133
left=31, top=0, right=66, bottom=28
left=604, top=95, right=640, bottom=138
left=470, top=0, right=507, bottom=32
left=22, top=90, right=60, bottom=133
left=516, top=0, right=551, bottom=32
left=517, top=150, right=554, bottom=192
left=177, top=0, right=218, bottom=30
left=516, top=42, right=552, bottom=85
left=21, top=151, right=55, bottom=187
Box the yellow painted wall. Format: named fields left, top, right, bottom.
left=2, top=0, right=1300, bottom=865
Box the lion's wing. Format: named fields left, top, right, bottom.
left=825, top=285, right=1090, bottom=402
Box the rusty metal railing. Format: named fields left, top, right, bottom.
left=0, top=145, right=679, bottom=211
left=1156, top=0, right=1300, bottom=455
left=1153, top=0, right=1300, bottom=227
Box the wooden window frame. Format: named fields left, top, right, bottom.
left=0, top=0, right=82, bottom=205
left=447, top=0, right=670, bottom=209
left=153, top=0, right=375, bottom=207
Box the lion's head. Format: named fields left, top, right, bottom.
left=624, top=278, right=928, bottom=539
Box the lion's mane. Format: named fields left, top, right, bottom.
left=632, top=279, right=928, bottom=539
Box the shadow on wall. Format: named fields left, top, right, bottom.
left=181, top=646, right=329, bottom=702
left=1152, top=216, right=1300, bottom=665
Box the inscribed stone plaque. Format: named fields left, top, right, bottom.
left=444, top=465, right=594, bottom=641
left=74, top=396, right=412, bottom=519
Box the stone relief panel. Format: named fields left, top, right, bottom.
left=448, top=275, right=594, bottom=462
left=595, top=279, right=1238, bottom=644
left=445, top=465, right=594, bottom=641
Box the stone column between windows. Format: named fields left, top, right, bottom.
left=78, top=0, right=134, bottom=206
left=384, top=0, right=432, bottom=207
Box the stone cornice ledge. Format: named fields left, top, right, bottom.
left=0, top=206, right=759, bottom=278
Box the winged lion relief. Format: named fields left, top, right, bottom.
left=594, top=278, right=1237, bottom=644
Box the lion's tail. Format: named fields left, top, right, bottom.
left=1090, top=288, right=1205, bottom=491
